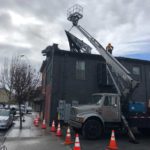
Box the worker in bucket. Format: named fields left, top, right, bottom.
left=106, top=43, right=113, bottom=54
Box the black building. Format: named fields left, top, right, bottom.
left=40, top=44, right=150, bottom=123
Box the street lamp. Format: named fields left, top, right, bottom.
left=19, top=54, right=31, bottom=112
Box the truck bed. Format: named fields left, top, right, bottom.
left=128, top=114, right=150, bottom=128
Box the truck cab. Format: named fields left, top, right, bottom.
left=69, top=93, right=122, bottom=139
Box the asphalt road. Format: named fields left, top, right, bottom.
left=3, top=114, right=150, bottom=150
left=0, top=129, right=9, bottom=145
left=0, top=119, right=15, bottom=145
left=4, top=127, right=150, bottom=150
left=77, top=132, right=150, bottom=150
left=60, top=127, right=150, bottom=150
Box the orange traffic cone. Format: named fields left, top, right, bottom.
left=50, top=120, right=56, bottom=132
left=64, top=127, right=73, bottom=145
left=107, top=130, right=118, bottom=150
left=37, top=114, right=40, bottom=121
left=35, top=118, right=39, bottom=126
left=56, top=123, right=62, bottom=136
left=41, top=119, right=46, bottom=129
left=33, top=117, right=37, bottom=125
left=73, top=134, right=81, bottom=150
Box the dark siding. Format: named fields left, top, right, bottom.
left=52, top=53, right=105, bottom=102
left=145, top=65, right=150, bottom=101
left=50, top=52, right=106, bottom=121
left=118, top=58, right=150, bottom=102
left=50, top=55, right=65, bottom=121
left=97, top=63, right=107, bottom=86
left=43, top=48, right=150, bottom=121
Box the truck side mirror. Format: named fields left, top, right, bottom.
left=113, top=104, right=117, bottom=107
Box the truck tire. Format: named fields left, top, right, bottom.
left=82, top=119, right=103, bottom=139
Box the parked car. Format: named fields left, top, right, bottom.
left=26, top=106, right=32, bottom=114
left=15, top=106, right=26, bottom=117
left=0, top=109, right=14, bottom=129
left=0, top=104, right=4, bottom=109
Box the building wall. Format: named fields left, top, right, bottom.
left=44, top=85, right=51, bottom=122
left=145, top=65, right=150, bottom=101
left=118, top=58, right=150, bottom=102
left=41, top=50, right=54, bottom=123
left=41, top=47, right=150, bottom=122
left=50, top=51, right=106, bottom=122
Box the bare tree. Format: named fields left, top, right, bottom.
left=0, top=56, right=40, bottom=129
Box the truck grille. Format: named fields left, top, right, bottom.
left=70, top=108, right=76, bottom=117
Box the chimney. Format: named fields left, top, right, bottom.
left=53, top=43, right=58, bottom=50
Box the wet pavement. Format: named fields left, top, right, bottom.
left=4, top=113, right=72, bottom=150
left=5, top=114, right=47, bottom=139
left=5, top=134, right=72, bottom=150
left=0, top=130, right=7, bottom=146
left=0, top=124, right=12, bottom=146
left=78, top=132, right=150, bottom=150
left=3, top=113, right=150, bottom=150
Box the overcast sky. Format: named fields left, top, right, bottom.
left=0, top=0, right=150, bottom=70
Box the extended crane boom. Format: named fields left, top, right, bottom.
left=67, top=5, right=141, bottom=143
left=67, top=4, right=139, bottom=99
left=75, top=25, right=139, bottom=100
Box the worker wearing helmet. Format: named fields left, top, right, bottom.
left=106, top=43, right=113, bottom=54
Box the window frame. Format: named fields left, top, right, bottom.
left=75, top=60, right=86, bottom=80
left=132, top=66, right=140, bottom=76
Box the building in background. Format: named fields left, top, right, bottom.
left=0, top=88, right=16, bottom=105
left=0, top=88, right=9, bottom=104
left=40, top=43, right=150, bottom=124
left=33, top=86, right=44, bottom=114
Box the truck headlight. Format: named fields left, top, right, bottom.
left=76, top=116, right=84, bottom=122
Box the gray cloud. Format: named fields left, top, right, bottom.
left=0, top=0, right=72, bottom=23
left=0, top=43, right=32, bottom=56
left=0, top=43, right=33, bottom=66
left=0, top=11, right=13, bottom=31
left=0, top=0, right=150, bottom=70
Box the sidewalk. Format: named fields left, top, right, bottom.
left=5, top=113, right=72, bottom=150
left=6, top=113, right=47, bottom=139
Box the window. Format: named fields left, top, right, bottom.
left=132, top=66, right=140, bottom=75
left=104, top=96, right=112, bottom=106
left=112, top=96, right=118, bottom=105
left=76, top=60, right=85, bottom=80
left=104, top=96, right=118, bottom=106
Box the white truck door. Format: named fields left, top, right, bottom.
left=102, top=95, right=121, bottom=122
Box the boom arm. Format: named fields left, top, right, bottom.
left=76, top=25, right=139, bottom=100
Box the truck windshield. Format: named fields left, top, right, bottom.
left=92, top=95, right=103, bottom=104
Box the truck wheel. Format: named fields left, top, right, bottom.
left=82, top=119, right=103, bottom=139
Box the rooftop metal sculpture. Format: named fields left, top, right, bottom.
left=65, top=30, right=91, bottom=53
left=67, top=4, right=83, bottom=26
